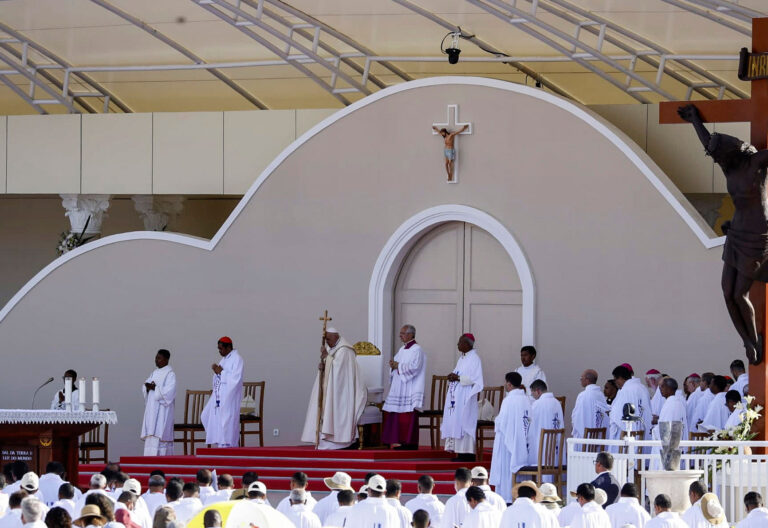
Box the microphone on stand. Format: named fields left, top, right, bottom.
left=32, top=377, right=55, bottom=409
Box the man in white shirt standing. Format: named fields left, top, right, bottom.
left=37, top=463, right=79, bottom=508
left=385, top=480, right=412, bottom=528
left=609, top=365, right=652, bottom=439
left=730, top=360, right=749, bottom=397
left=442, top=468, right=471, bottom=528
left=570, top=483, right=611, bottom=528
left=528, top=380, right=564, bottom=467
left=201, top=336, right=244, bottom=448
left=346, top=475, right=398, bottom=528
left=195, top=470, right=215, bottom=504
left=141, top=349, right=176, bottom=456
left=322, top=490, right=355, bottom=528
left=515, top=346, right=546, bottom=392
left=572, top=370, right=609, bottom=439
left=276, top=473, right=317, bottom=516
left=699, top=376, right=730, bottom=432
left=404, top=475, right=444, bottom=527
left=645, top=494, right=688, bottom=528
left=382, top=325, right=427, bottom=450
left=738, top=491, right=768, bottom=528
left=462, top=487, right=501, bottom=528
left=605, top=483, right=649, bottom=528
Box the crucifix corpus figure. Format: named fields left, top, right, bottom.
left=433, top=124, right=469, bottom=181
left=679, top=103, right=768, bottom=366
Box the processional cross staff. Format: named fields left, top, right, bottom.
left=316, top=310, right=332, bottom=448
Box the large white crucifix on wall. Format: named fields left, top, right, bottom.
left=431, top=104, right=472, bottom=183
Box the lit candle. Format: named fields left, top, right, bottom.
left=79, top=377, right=87, bottom=409
left=64, top=377, right=72, bottom=411
left=92, top=377, right=100, bottom=411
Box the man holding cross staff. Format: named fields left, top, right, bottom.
left=301, top=312, right=368, bottom=449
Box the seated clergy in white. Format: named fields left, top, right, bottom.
left=699, top=376, right=729, bottom=432
left=322, top=490, right=355, bottom=528
left=645, top=494, right=687, bottom=528
left=528, top=380, right=564, bottom=466
left=462, top=487, right=502, bottom=528
left=499, top=481, right=558, bottom=528
left=345, top=475, right=399, bottom=528
left=312, top=472, right=353, bottom=523
left=469, top=467, right=504, bottom=512
left=515, top=346, right=547, bottom=392
left=200, top=337, right=244, bottom=448
left=609, top=365, right=652, bottom=440
left=284, top=489, right=321, bottom=528
left=302, top=328, right=367, bottom=450
left=442, top=468, right=471, bottom=528
left=489, top=372, right=531, bottom=504
left=382, top=324, right=427, bottom=449
left=141, top=349, right=176, bottom=456
left=276, top=473, right=316, bottom=516
left=571, top=369, right=610, bottom=439
left=724, top=390, right=745, bottom=430
left=605, top=483, right=650, bottom=528
left=441, top=333, right=484, bottom=462
left=738, top=491, right=768, bottom=528
left=570, top=483, right=611, bottom=528
left=404, top=475, right=444, bottom=527
left=385, top=480, right=412, bottom=528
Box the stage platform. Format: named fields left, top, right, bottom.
left=78, top=446, right=493, bottom=497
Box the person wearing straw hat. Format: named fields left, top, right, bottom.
left=696, top=493, right=728, bottom=528
left=645, top=494, right=687, bottom=528
left=605, top=484, right=649, bottom=528
left=538, top=483, right=561, bottom=516
left=72, top=505, right=107, bottom=528
left=201, top=337, right=244, bottom=448
left=346, top=475, right=398, bottom=528
left=500, top=481, right=555, bottom=528
left=313, top=472, right=353, bottom=523
left=283, top=489, right=321, bottom=528
left=570, top=483, right=610, bottom=528
left=738, top=491, right=768, bottom=528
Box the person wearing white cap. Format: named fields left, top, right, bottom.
left=346, top=475, right=398, bottom=528
left=313, top=472, right=352, bottom=523
left=284, top=489, right=321, bottom=528
left=499, top=481, right=556, bottom=528
left=442, top=468, right=471, bottom=528
left=301, top=327, right=367, bottom=450
left=462, top=487, right=501, bottom=528
left=18, top=474, right=46, bottom=507
left=404, top=475, right=444, bottom=527
left=246, top=481, right=271, bottom=508
left=276, top=473, right=317, bottom=517
left=571, top=370, right=610, bottom=439
left=19, top=497, right=46, bottom=528
left=645, top=494, right=687, bottom=528
left=141, top=349, right=176, bottom=456
left=469, top=467, right=503, bottom=512
left=738, top=491, right=768, bottom=528
left=385, top=480, right=412, bottom=528
left=538, top=483, right=561, bottom=516
left=201, top=337, right=244, bottom=448
left=382, top=325, right=427, bottom=450
left=119, top=480, right=151, bottom=528
left=605, top=484, right=649, bottom=528
left=322, top=490, right=355, bottom=528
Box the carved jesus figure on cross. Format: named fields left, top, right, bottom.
left=432, top=104, right=472, bottom=183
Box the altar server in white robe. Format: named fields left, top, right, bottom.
left=650, top=379, right=688, bottom=469
left=441, top=333, right=484, bottom=461
left=489, top=372, right=531, bottom=503
left=529, top=380, right=564, bottom=466
left=699, top=375, right=729, bottom=432
left=382, top=324, right=427, bottom=449
left=572, top=370, right=610, bottom=438
left=606, top=483, right=650, bottom=528
left=141, top=349, right=176, bottom=456
left=462, top=487, right=501, bottom=528
left=302, top=328, right=367, bottom=450
left=346, top=476, right=399, bottom=528
left=609, top=365, right=652, bottom=439
left=50, top=370, right=82, bottom=411
left=738, top=491, right=768, bottom=528
left=201, top=337, right=244, bottom=447
left=516, top=345, right=547, bottom=392
left=730, top=360, right=749, bottom=397
left=442, top=468, right=471, bottom=528
left=500, top=481, right=558, bottom=528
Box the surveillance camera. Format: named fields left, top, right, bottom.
left=446, top=48, right=461, bottom=65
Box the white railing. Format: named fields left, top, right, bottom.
left=566, top=438, right=768, bottom=523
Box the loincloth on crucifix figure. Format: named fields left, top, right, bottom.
left=679, top=103, right=768, bottom=366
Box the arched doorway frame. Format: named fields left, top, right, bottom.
left=368, top=204, right=535, bottom=387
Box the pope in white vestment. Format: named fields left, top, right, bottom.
left=572, top=373, right=610, bottom=438
left=489, top=378, right=531, bottom=503
left=201, top=337, right=244, bottom=447
left=441, top=334, right=484, bottom=457
left=302, top=328, right=367, bottom=449
left=609, top=374, right=652, bottom=439
left=141, top=350, right=176, bottom=456
left=529, top=391, right=564, bottom=465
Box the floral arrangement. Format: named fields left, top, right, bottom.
left=710, top=395, right=763, bottom=454
left=56, top=215, right=94, bottom=256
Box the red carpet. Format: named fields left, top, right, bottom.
left=79, top=446, right=493, bottom=496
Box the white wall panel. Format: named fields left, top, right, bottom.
left=82, top=113, right=152, bottom=194
left=0, top=117, right=5, bottom=193
left=153, top=112, right=223, bottom=194
left=7, top=114, right=80, bottom=193
left=296, top=109, right=337, bottom=137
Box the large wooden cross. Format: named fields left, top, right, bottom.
left=659, top=17, right=768, bottom=442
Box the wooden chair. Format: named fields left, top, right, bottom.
left=475, top=385, right=505, bottom=460
left=513, top=428, right=566, bottom=493
left=582, top=427, right=607, bottom=452
left=555, top=395, right=566, bottom=416
left=618, top=429, right=645, bottom=454
left=689, top=431, right=711, bottom=455
left=79, top=409, right=109, bottom=464
left=417, top=375, right=450, bottom=448
left=173, top=390, right=212, bottom=455
left=239, top=381, right=265, bottom=447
